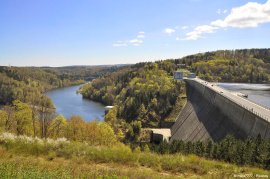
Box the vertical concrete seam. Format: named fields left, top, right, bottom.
left=250, top=117, right=257, bottom=137
left=238, top=107, right=246, bottom=138
left=263, top=123, right=269, bottom=140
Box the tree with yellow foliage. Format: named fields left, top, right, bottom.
left=97, top=122, right=118, bottom=146
left=0, top=106, right=15, bottom=132
left=104, top=107, right=124, bottom=141
left=12, top=100, right=33, bottom=136
left=50, top=114, right=67, bottom=139
left=64, top=115, right=86, bottom=141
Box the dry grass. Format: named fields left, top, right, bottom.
left=0, top=133, right=269, bottom=178
left=0, top=147, right=177, bottom=179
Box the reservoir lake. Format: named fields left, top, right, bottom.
left=44, top=84, right=105, bottom=122
left=213, top=83, right=270, bottom=109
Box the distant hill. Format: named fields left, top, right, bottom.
left=60, top=64, right=133, bottom=68
left=34, top=65, right=131, bottom=81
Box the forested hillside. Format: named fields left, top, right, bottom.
left=177, top=49, right=270, bottom=82
left=80, top=60, right=186, bottom=128
left=38, top=65, right=129, bottom=81
left=0, top=66, right=85, bottom=105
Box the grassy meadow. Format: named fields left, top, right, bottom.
left=0, top=132, right=269, bottom=178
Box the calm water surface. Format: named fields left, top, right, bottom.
left=44, top=84, right=105, bottom=122
left=213, top=83, right=270, bottom=108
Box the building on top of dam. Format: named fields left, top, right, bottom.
left=187, top=73, right=196, bottom=78
left=174, top=71, right=183, bottom=81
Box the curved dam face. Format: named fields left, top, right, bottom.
left=170, top=79, right=270, bottom=143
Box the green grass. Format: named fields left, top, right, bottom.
left=176, top=68, right=188, bottom=71
left=0, top=158, right=129, bottom=179
left=0, top=132, right=269, bottom=178
left=0, top=150, right=174, bottom=179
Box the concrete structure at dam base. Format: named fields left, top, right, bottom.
left=152, top=129, right=171, bottom=142
left=152, top=77, right=270, bottom=143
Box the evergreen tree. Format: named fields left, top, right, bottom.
left=205, top=139, right=213, bottom=158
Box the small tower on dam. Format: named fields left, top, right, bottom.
left=187, top=73, right=196, bottom=78
left=174, top=71, right=183, bottom=81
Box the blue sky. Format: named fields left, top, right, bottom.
left=0, top=0, right=270, bottom=67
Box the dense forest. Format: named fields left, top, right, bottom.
left=176, top=49, right=270, bottom=82
left=80, top=60, right=187, bottom=129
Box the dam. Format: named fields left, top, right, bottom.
left=170, top=78, right=270, bottom=143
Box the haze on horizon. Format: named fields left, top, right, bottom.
left=1, top=0, right=270, bottom=67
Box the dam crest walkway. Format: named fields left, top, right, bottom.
left=195, top=78, right=270, bottom=121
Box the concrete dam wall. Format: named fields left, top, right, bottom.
left=170, top=78, right=270, bottom=143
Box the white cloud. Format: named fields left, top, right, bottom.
left=194, top=25, right=218, bottom=33
left=182, top=26, right=188, bottom=29
left=181, top=33, right=202, bottom=41
left=165, top=28, right=175, bottom=35
left=176, top=37, right=180, bottom=40
left=180, top=25, right=218, bottom=40
left=211, top=1, right=270, bottom=28
left=113, top=44, right=127, bottom=47
left=114, top=32, right=145, bottom=47
left=218, top=9, right=228, bottom=14
left=165, top=44, right=169, bottom=46
left=129, top=39, right=143, bottom=43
